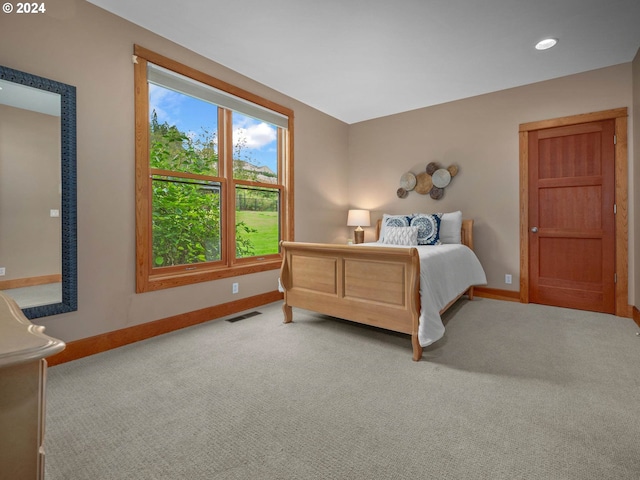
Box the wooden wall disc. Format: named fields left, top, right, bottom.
left=432, top=168, right=451, bottom=188
left=414, top=172, right=433, bottom=194
left=426, top=162, right=438, bottom=175
left=397, top=187, right=408, bottom=198
left=430, top=186, right=444, bottom=199
left=400, top=172, right=416, bottom=191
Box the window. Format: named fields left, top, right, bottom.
left=134, top=46, right=293, bottom=292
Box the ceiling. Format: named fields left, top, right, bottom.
left=88, top=0, right=640, bottom=124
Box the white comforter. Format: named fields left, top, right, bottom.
left=362, top=243, right=487, bottom=347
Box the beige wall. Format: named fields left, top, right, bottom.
left=348, top=64, right=635, bottom=302
left=0, top=105, right=60, bottom=279
left=0, top=0, right=349, bottom=341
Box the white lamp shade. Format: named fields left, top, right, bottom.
left=347, top=209, right=371, bottom=227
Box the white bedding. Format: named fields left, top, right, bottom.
left=360, top=242, right=487, bottom=347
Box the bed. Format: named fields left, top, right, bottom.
left=279, top=212, right=487, bottom=361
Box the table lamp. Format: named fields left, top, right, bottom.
left=347, top=209, right=370, bottom=244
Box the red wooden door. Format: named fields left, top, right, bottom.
left=528, top=120, right=616, bottom=313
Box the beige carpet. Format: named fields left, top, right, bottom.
left=44, top=298, right=640, bottom=479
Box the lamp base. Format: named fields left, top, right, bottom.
left=354, top=230, right=364, bottom=244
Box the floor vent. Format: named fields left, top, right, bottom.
left=226, top=311, right=262, bottom=323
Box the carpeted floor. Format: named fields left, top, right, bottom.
left=44, top=298, right=640, bottom=479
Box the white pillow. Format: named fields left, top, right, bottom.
left=439, top=211, right=463, bottom=244
left=378, top=214, right=413, bottom=243
left=381, top=226, right=419, bottom=246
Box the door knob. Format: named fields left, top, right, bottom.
left=531, top=227, right=538, bottom=233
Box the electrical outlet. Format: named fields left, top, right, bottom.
left=505, top=274, right=512, bottom=285
left=232, top=282, right=239, bottom=294
left=0, top=267, right=5, bottom=276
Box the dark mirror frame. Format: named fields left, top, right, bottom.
left=0, top=65, right=77, bottom=319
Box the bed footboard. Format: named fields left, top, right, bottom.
left=280, top=242, right=423, bottom=360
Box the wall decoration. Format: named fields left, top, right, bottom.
left=397, top=162, right=458, bottom=200
left=430, top=186, right=444, bottom=199
left=400, top=172, right=416, bottom=191
left=432, top=168, right=451, bottom=188
left=414, top=172, right=433, bottom=194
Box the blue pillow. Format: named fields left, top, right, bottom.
left=410, top=213, right=442, bottom=245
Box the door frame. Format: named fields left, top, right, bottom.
left=519, top=107, right=630, bottom=317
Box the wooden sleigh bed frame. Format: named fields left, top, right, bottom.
left=279, top=219, right=475, bottom=361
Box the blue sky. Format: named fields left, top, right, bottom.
left=149, top=84, right=278, bottom=172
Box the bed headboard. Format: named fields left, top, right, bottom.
left=375, top=218, right=474, bottom=250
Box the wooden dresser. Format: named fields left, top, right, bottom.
left=0, top=292, right=65, bottom=480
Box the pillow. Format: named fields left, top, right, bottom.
left=410, top=213, right=442, bottom=245
left=378, top=214, right=413, bottom=243
left=381, top=226, right=419, bottom=246
left=439, top=211, right=463, bottom=244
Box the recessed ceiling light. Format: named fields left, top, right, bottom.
left=535, top=38, right=558, bottom=50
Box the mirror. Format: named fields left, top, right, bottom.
left=0, top=65, right=77, bottom=319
